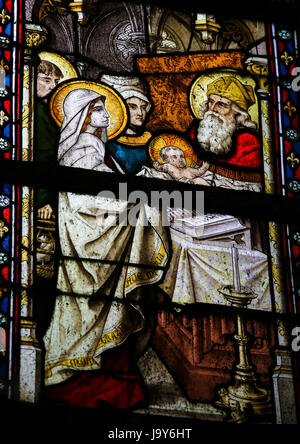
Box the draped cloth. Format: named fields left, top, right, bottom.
left=43, top=88, right=169, bottom=387
left=159, top=229, right=272, bottom=311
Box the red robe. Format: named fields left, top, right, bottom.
left=188, top=121, right=262, bottom=182
left=45, top=342, right=145, bottom=409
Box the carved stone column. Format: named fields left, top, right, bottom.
left=272, top=348, right=298, bottom=424
left=19, top=320, right=42, bottom=402
left=23, top=23, right=47, bottom=163
left=19, top=23, right=47, bottom=403
left=194, top=13, right=221, bottom=44
left=246, top=56, right=297, bottom=424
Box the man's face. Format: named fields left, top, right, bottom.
left=126, top=97, right=148, bottom=128
left=37, top=72, right=61, bottom=98
left=207, top=94, right=236, bottom=122
left=164, top=147, right=187, bottom=168
left=89, top=99, right=110, bottom=128
left=197, top=95, right=238, bottom=155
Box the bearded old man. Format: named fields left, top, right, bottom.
left=188, top=76, right=261, bottom=192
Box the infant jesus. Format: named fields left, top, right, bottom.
left=153, top=146, right=210, bottom=185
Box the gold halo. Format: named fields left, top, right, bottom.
left=189, top=70, right=259, bottom=128
left=49, top=80, right=128, bottom=140
left=38, top=51, right=78, bottom=81
left=149, top=133, right=198, bottom=167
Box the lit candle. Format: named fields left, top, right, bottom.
left=231, top=244, right=241, bottom=292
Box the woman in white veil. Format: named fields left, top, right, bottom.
left=43, top=84, right=170, bottom=408
left=57, top=88, right=113, bottom=171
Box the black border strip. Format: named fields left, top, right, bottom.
left=1, top=160, right=300, bottom=224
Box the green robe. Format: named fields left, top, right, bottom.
left=34, top=100, right=61, bottom=337
left=36, top=100, right=60, bottom=209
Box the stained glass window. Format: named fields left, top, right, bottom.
left=0, top=0, right=300, bottom=428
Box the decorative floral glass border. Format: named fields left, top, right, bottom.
left=0, top=0, right=22, bottom=397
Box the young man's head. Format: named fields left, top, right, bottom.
left=100, top=75, right=151, bottom=135
left=160, top=146, right=187, bottom=168
left=126, top=96, right=149, bottom=131
left=37, top=60, right=64, bottom=98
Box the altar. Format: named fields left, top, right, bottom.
left=159, top=213, right=272, bottom=311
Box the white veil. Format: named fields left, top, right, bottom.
left=57, top=88, right=107, bottom=165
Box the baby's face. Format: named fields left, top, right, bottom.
left=164, top=147, right=187, bottom=168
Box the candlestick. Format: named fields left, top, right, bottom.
left=231, top=245, right=241, bottom=292
left=216, top=285, right=272, bottom=423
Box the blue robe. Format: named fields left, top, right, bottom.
left=106, top=131, right=152, bottom=174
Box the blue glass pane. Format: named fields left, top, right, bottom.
left=283, top=113, right=290, bottom=126
left=290, top=92, right=298, bottom=102
left=2, top=184, right=10, bottom=195
left=286, top=163, right=293, bottom=178
left=287, top=41, right=294, bottom=53
left=0, top=360, right=6, bottom=379
left=3, top=125, right=9, bottom=137
left=294, top=141, right=300, bottom=154
left=280, top=63, right=287, bottom=75
left=0, top=297, right=8, bottom=314
left=2, top=236, right=9, bottom=252
left=4, top=24, right=11, bottom=37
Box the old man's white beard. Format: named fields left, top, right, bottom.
left=197, top=111, right=237, bottom=155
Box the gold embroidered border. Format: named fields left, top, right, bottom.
left=117, top=131, right=152, bottom=146
left=45, top=356, right=97, bottom=379
left=209, top=164, right=261, bottom=182
left=96, top=324, right=127, bottom=350
left=125, top=243, right=166, bottom=289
